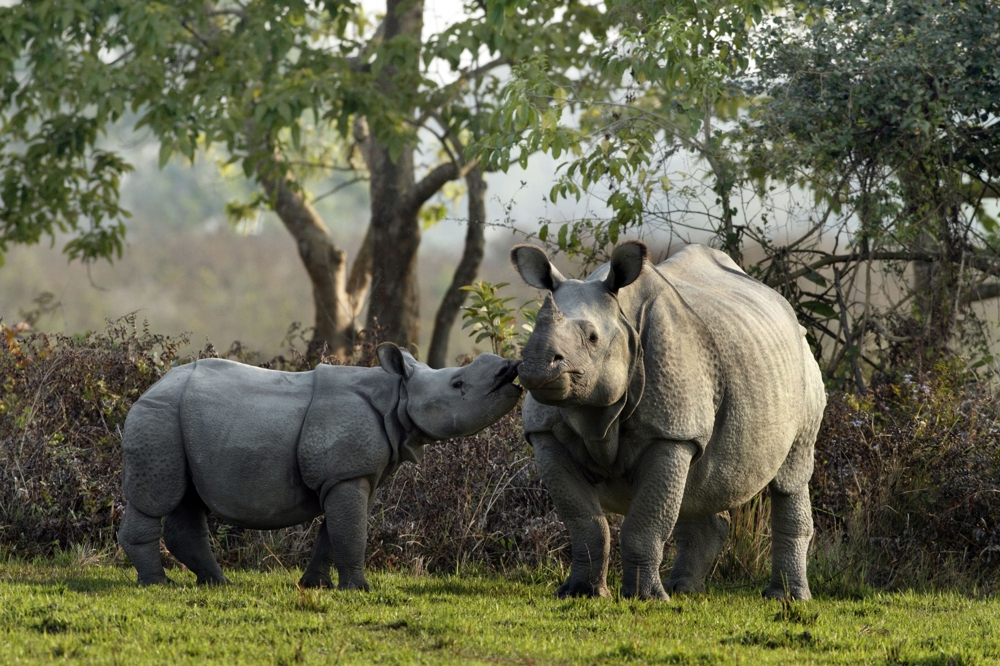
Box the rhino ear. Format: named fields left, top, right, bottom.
left=511, top=244, right=565, bottom=291
left=377, top=342, right=413, bottom=379
left=605, top=240, right=648, bottom=293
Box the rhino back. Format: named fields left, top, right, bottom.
left=121, top=364, right=195, bottom=517
left=179, top=359, right=321, bottom=528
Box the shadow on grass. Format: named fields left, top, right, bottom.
left=396, top=575, right=522, bottom=598
left=2, top=565, right=137, bottom=593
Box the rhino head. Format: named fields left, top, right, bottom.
left=376, top=343, right=521, bottom=439
left=511, top=241, right=647, bottom=415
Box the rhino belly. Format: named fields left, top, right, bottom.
left=179, top=359, right=322, bottom=529
left=679, top=418, right=796, bottom=517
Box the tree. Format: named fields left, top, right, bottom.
left=0, top=0, right=608, bottom=360
left=477, top=0, right=1000, bottom=386
left=743, top=0, right=1000, bottom=380
left=476, top=0, right=773, bottom=268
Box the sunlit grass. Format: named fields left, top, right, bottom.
left=1, top=561, right=997, bottom=664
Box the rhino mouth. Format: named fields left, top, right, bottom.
left=488, top=360, right=523, bottom=395
left=518, top=362, right=581, bottom=403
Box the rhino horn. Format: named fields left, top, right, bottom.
left=537, top=294, right=565, bottom=324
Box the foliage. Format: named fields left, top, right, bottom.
left=0, top=0, right=615, bottom=352
left=476, top=0, right=772, bottom=268
left=368, top=410, right=563, bottom=573
left=742, top=0, right=1000, bottom=373
left=3, top=564, right=1000, bottom=664
left=812, top=365, right=1000, bottom=590
left=0, top=315, right=187, bottom=554
left=459, top=280, right=537, bottom=358
left=476, top=0, right=1000, bottom=383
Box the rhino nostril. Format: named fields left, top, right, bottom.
left=552, top=354, right=564, bottom=363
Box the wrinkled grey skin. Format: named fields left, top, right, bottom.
left=118, top=343, right=521, bottom=589
left=512, top=241, right=825, bottom=601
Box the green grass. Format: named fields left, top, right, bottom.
left=1, top=562, right=997, bottom=664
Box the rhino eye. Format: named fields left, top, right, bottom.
left=588, top=332, right=599, bottom=343
left=452, top=379, right=464, bottom=390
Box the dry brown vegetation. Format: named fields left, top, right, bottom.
left=2, top=318, right=999, bottom=593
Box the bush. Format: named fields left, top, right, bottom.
left=4, top=318, right=1000, bottom=592
left=1, top=316, right=186, bottom=556
left=812, top=367, right=1000, bottom=592
left=0, top=317, right=568, bottom=574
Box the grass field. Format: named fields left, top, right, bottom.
left=1, top=561, right=997, bottom=664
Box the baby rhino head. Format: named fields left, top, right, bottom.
left=376, top=343, right=521, bottom=440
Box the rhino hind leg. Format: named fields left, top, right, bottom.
left=163, top=490, right=228, bottom=585
left=299, top=519, right=335, bottom=589
left=763, top=483, right=813, bottom=601
left=665, top=512, right=730, bottom=594
left=119, top=504, right=170, bottom=585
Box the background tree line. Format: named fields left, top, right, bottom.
left=3, top=0, right=1000, bottom=386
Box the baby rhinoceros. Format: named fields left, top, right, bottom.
left=118, top=343, right=521, bottom=590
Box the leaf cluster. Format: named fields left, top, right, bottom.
left=460, top=280, right=536, bottom=358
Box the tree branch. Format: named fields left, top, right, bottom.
left=962, top=281, right=1000, bottom=304
left=312, top=176, right=368, bottom=204
left=401, top=157, right=480, bottom=217
left=765, top=251, right=939, bottom=288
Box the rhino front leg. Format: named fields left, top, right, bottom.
left=299, top=519, right=335, bottom=589
left=531, top=432, right=610, bottom=598
left=119, top=504, right=169, bottom=585
left=665, top=512, right=730, bottom=594
left=620, top=440, right=697, bottom=600
left=322, top=478, right=372, bottom=591
left=763, top=483, right=813, bottom=600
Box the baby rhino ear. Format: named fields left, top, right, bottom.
left=377, top=342, right=413, bottom=378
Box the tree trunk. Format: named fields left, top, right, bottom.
left=259, top=169, right=359, bottom=359
left=364, top=0, right=424, bottom=350
left=427, top=166, right=487, bottom=368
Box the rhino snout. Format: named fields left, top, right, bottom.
left=488, top=360, right=523, bottom=394
left=518, top=359, right=573, bottom=391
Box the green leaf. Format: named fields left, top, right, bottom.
left=158, top=143, right=173, bottom=169
left=800, top=300, right=837, bottom=318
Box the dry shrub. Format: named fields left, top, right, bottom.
left=5, top=317, right=1000, bottom=591
left=0, top=316, right=570, bottom=573
left=811, top=366, right=1000, bottom=592
left=1, top=315, right=187, bottom=555
left=367, top=409, right=567, bottom=573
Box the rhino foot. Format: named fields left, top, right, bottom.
left=556, top=579, right=611, bottom=599
left=196, top=574, right=230, bottom=586
left=762, top=584, right=811, bottom=601
left=621, top=584, right=670, bottom=601
left=665, top=577, right=706, bottom=595
left=299, top=574, right=334, bottom=589
left=337, top=579, right=371, bottom=592
left=137, top=574, right=173, bottom=586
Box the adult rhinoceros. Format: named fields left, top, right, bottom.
left=118, top=343, right=521, bottom=590
left=511, top=240, right=825, bottom=600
